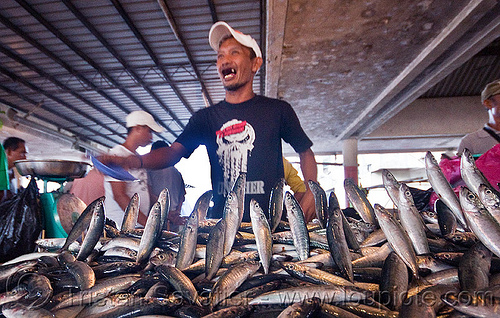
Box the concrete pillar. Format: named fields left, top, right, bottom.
left=343, top=138, right=358, bottom=206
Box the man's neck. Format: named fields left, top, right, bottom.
left=225, top=89, right=256, bottom=104
left=121, top=140, right=138, bottom=153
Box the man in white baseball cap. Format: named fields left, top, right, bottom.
left=126, top=110, right=164, bottom=133
left=101, top=21, right=318, bottom=223
left=104, top=110, right=164, bottom=228
left=458, top=79, right=500, bottom=155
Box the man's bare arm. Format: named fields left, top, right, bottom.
left=298, top=148, right=318, bottom=222
left=99, top=142, right=188, bottom=170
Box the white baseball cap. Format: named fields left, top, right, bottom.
left=126, top=111, right=164, bottom=133
left=209, top=21, right=262, bottom=58
left=482, top=79, right=500, bottom=102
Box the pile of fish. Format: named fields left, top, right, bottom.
left=1, top=148, right=500, bottom=317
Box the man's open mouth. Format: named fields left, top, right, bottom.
left=222, top=68, right=236, bottom=79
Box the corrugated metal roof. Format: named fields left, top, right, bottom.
left=422, top=37, right=500, bottom=98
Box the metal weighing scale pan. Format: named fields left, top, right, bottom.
left=15, top=159, right=90, bottom=180
left=14, top=159, right=91, bottom=238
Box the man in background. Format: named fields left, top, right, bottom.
left=457, top=79, right=500, bottom=155
left=3, top=137, right=27, bottom=193
left=104, top=111, right=164, bottom=228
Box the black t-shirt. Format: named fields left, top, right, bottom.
left=175, top=95, right=312, bottom=221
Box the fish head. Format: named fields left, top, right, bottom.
left=382, top=169, right=398, bottom=185
left=460, top=148, right=475, bottom=169
left=398, top=183, right=413, bottom=204
left=459, top=186, right=482, bottom=213
left=478, top=184, right=500, bottom=207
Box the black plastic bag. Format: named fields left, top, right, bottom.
left=408, top=186, right=433, bottom=211
left=0, top=178, right=42, bottom=263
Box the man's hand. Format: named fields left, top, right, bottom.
left=300, top=189, right=316, bottom=223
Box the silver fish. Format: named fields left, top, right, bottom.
left=52, top=274, right=141, bottom=310
left=205, top=218, right=226, bottom=280
left=231, top=173, right=246, bottom=226
left=477, top=183, right=500, bottom=223
left=406, top=268, right=459, bottom=298
left=352, top=243, right=393, bottom=268
left=157, top=187, right=170, bottom=229
left=76, top=198, right=105, bottom=261
left=249, top=285, right=370, bottom=306
left=120, top=193, right=139, bottom=233
left=223, top=191, right=240, bottom=256
left=284, top=191, right=310, bottom=261
left=175, top=207, right=199, bottom=270
left=2, top=302, right=55, bottom=318
left=330, top=191, right=360, bottom=251
left=137, top=202, right=162, bottom=263
left=100, top=236, right=140, bottom=252
left=61, top=196, right=104, bottom=252
left=156, top=264, right=199, bottom=304
left=74, top=293, right=134, bottom=317
left=25, top=274, right=53, bottom=308
left=319, top=303, right=362, bottom=318
left=269, top=178, right=285, bottom=233
left=149, top=249, right=177, bottom=267
left=280, top=262, right=354, bottom=286
left=434, top=199, right=457, bottom=237
left=425, top=151, right=466, bottom=227
left=374, top=204, right=418, bottom=277
left=460, top=148, right=491, bottom=195
left=250, top=199, right=272, bottom=274
left=344, top=178, right=376, bottom=224
left=441, top=292, right=500, bottom=317
left=65, top=260, right=95, bottom=290
left=458, top=242, right=491, bottom=292
left=194, top=190, right=213, bottom=222
left=277, top=297, right=320, bottom=318
left=326, top=206, right=353, bottom=282
left=380, top=252, right=408, bottom=311
left=0, top=285, right=28, bottom=306
left=460, top=187, right=500, bottom=258
left=397, top=183, right=430, bottom=255
left=309, top=180, right=328, bottom=228
left=209, top=261, right=260, bottom=309
left=360, top=228, right=387, bottom=247
left=382, top=169, right=401, bottom=207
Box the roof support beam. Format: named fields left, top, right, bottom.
left=108, top=0, right=195, bottom=115
left=207, top=0, right=219, bottom=23
left=157, top=0, right=214, bottom=107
